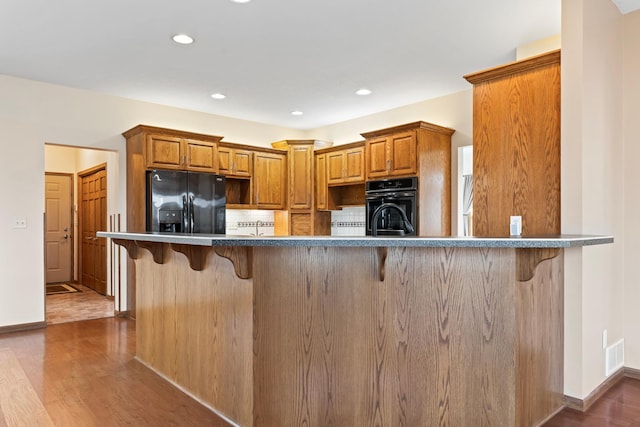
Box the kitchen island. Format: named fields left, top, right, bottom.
left=98, top=232, right=612, bottom=427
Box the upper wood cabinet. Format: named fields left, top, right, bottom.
left=363, top=130, right=417, bottom=179
left=218, top=145, right=253, bottom=177
left=317, top=141, right=366, bottom=212
left=287, top=142, right=314, bottom=210
left=123, top=125, right=224, bottom=233
left=361, top=121, right=455, bottom=236
left=463, top=50, right=561, bottom=237
left=272, top=140, right=331, bottom=236
left=315, top=153, right=328, bottom=211
left=326, top=144, right=365, bottom=185
left=254, top=151, right=286, bottom=209
left=146, top=135, right=219, bottom=172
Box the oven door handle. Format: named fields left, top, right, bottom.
left=366, top=191, right=415, bottom=198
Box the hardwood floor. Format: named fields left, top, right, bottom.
left=0, top=318, right=231, bottom=427
left=3, top=313, right=640, bottom=426
left=545, top=377, right=640, bottom=426
left=46, top=283, right=114, bottom=325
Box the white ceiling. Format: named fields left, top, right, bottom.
left=0, top=0, right=576, bottom=130
left=611, top=0, right=640, bottom=13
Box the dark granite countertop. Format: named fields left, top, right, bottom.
left=97, top=232, right=613, bottom=248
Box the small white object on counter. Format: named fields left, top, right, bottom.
left=510, top=216, right=522, bottom=236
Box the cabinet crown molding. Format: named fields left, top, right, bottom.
left=315, top=140, right=365, bottom=154
left=271, top=139, right=323, bottom=150
left=463, top=49, right=560, bottom=85
left=360, top=121, right=455, bottom=139
left=122, top=124, right=223, bottom=143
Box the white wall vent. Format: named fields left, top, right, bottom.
left=605, top=338, right=624, bottom=377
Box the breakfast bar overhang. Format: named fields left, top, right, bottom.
left=99, top=232, right=612, bottom=426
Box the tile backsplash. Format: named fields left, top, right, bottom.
left=227, top=207, right=365, bottom=237
left=331, top=206, right=366, bottom=236
left=226, top=210, right=275, bottom=236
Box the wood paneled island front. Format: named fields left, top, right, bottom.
left=98, top=232, right=612, bottom=427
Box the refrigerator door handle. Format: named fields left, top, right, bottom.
left=182, top=194, right=189, bottom=232
left=189, top=194, right=195, bottom=232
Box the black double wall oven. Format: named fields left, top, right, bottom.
left=365, top=177, right=417, bottom=236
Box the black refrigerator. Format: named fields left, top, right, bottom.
left=146, top=170, right=226, bottom=234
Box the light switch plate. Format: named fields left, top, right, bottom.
left=14, top=219, right=27, bottom=228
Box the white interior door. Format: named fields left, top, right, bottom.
left=45, top=174, right=73, bottom=283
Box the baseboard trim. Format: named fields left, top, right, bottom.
left=134, top=356, right=241, bottom=427
left=0, top=321, right=47, bottom=335
left=624, top=366, right=640, bottom=380
left=115, top=310, right=131, bottom=318
left=535, top=404, right=566, bottom=427
left=564, top=366, right=638, bottom=412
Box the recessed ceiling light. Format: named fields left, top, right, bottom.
left=231, top=0, right=252, bottom=3
left=211, top=93, right=226, bottom=100
left=356, top=88, right=372, bottom=96
left=291, top=111, right=303, bottom=116
left=172, top=34, right=194, bottom=45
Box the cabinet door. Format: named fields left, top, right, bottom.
left=344, top=146, right=365, bottom=183
left=218, top=147, right=253, bottom=177
left=184, top=139, right=217, bottom=172
left=316, top=153, right=328, bottom=210
left=233, top=149, right=253, bottom=177
left=326, top=151, right=346, bottom=184
left=217, top=146, right=233, bottom=175
left=289, top=145, right=313, bottom=210
left=254, top=151, right=286, bottom=209
left=366, top=137, right=389, bottom=179
left=146, top=135, right=183, bottom=169
left=389, top=131, right=417, bottom=176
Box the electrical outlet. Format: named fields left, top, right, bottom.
left=510, top=216, right=522, bottom=236
left=13, top=219, right=27, bottom=229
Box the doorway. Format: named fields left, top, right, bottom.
left=44, top=144, right=119, bottom=324
left=45, top=173, right=74, bottom=284
left=457, top=145, right=473, bottom=236
left=79, top=164, right=108, bottom=295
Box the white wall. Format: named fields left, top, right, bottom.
left=562, top=0, right=625, bottom=398
left=0, top=75, right=305, bottom=327
left=623, top=10, right=640, bottom=370
left=516, top=34, right=562, bottom=60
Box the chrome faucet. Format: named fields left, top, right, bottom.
left=255, top=220, right=264, bottom=236
left=370, top=203, right=415, bottom=236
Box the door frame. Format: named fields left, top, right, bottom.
left=44, top=172, right=75, bottom=284
left=78, top=162, right=107, bottom=293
